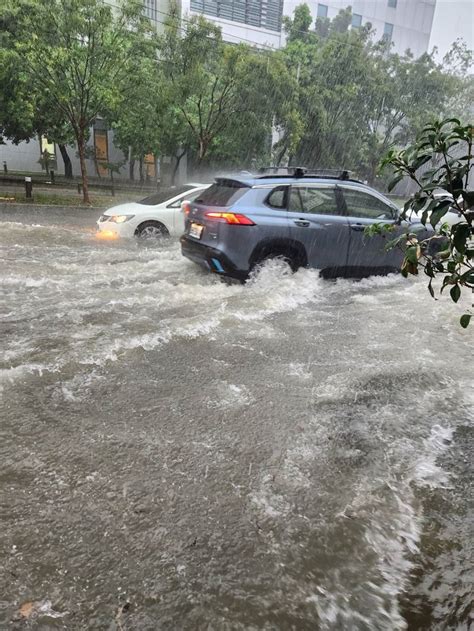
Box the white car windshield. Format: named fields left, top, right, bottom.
left=138, top=186, right=196, bottom=206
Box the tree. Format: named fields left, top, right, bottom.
left=358, top=48, right=460, bottom=185
left=9, top=0, right=149, bottom=203
left=280, top=4, right=469, bottom=185
left=159, top=14, right=241, bottom=164
left=107, top=47, right=164, bottom=181
left=380, top=119, right=473, bottom=328
left=282, top=3, right=313, bottom=44
left=158, top=9, right=300, bottom=172
left=283, top=8, right=376, bottom=170
left=0, top=1, right=37, bottom=145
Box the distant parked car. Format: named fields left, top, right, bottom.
left=180, top=169, right=434, bottom=280
left=97, top=184, right=208, bottom=240
left=409, top=191, right=466, bottom=229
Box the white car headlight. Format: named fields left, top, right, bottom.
left=109, top=215, right=135, bottom=223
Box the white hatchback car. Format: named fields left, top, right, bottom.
left=97, top=183, right=208, bottom=240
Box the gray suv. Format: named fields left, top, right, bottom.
left=180, top=170, right=431, bottom=280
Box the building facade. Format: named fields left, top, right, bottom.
left=183, top=0, right=437, bottom=56
left=303, top=0, right=437, bottom=57
left=179, top=0, right=285, bottom=47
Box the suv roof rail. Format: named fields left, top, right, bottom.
left=257, top=166, right=360, bottom=182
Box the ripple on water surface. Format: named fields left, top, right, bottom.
left=0, top=219, right=472, bottom=629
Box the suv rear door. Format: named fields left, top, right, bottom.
left=287, top=184, right=350, bottom=272
left=341, top=187, right=403, bottom=272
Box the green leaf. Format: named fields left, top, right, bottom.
left=460, top=314, right=471, bottom=328
left=450, top=284, right=461, bottom=303
left=428, top=279, right=435, bottom=298
left=429, top=200, right=452, bottom=228
left=424, top=260, right=435, bottom=278
left=405, top=244, right=420, bottom=264
left=461, top=191, right=474, bottom=208
left=387, top=174, right=404, bottom=192
left=413, top=196, right=429, bottom=212
left=453, top=223, right=471, bottom=254
left=440, top=117, right=461, bottom=127
left=412, top=154, right=432, bottom=170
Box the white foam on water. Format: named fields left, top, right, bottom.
left=206, top=382, right=254, bottom=411
left=247, top=363, right=463, bottom=629
left=287, top=362, right=313, bottom=380
left=0, top=364, right=57, bottom=394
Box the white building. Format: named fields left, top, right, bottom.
left=305, top=0, right=437, bottom=57
left=180, top=0, right=285, bottom=47
left=183, top=0, right=437, bottom=56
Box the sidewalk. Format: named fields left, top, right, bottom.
left=0, top=202, right=101, bottom=229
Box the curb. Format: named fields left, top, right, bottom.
left=0, top=202, right=103, bottom=213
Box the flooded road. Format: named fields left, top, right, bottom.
left=1, top=212, right=472, bottom=630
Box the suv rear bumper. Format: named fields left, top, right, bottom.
left=180, top=236, right=247, bottom=280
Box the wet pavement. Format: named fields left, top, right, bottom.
left=1, top=210, right=473, bottom=630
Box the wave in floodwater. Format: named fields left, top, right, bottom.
left=1, top=219, right=472, bottom=629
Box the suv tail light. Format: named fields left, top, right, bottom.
left=204, top=212, right=255, bottom=225
left=181, top=200, right=192, bottom=216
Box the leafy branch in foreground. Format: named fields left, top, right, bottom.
left=382, top=118, right=473, bottom=328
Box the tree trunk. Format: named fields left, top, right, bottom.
left=367, top=159, right=378, bottom=186
left=94, top=155, right=101, bottom=178
left=198, top=137, right=209, bottom=162
left=58, top=144, right=73, bottom=179
left=129, top=147, right=135, bottom=181
left=171, top=148, right=186, bottom=185
left=77, top=130, right=90, bottom=205
left=139, top=156, right=144, bottom=183
left=276, top=144, right=288, bottom=167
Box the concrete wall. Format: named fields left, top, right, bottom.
left=1, top=131, right=137, bottom=182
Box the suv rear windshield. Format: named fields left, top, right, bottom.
left=138, top=185, right=194, bottom=206
left=194, top=180, right=248, bottom=207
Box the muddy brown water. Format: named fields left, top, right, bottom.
left=1, top=213, right=472, bottom=630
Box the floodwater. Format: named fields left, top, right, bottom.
left=1, top=213, right=472, bottom=630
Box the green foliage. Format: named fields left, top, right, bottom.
left=3, top=0, right=150, bottom=202
left=382, top=119, right=473, bottom=327
left=157, top=8, right=300, bottom=169
left=1, top=0, right=472, bottom=200
left=282, top=4, right=313, bottom=44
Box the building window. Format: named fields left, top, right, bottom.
left=383, top=22, right=394, bottom=41
left=143, top=0, right=157, bottom=22
left=94, top=128, right=109, bottom=177
left=387, top=0, right=397, bottom=7
left=190, top=0, right=284, bottom=32
left=317, top=3, right=328, bottom=18
left=351, top=13, right=362, bottom=27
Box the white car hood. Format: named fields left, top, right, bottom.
left=102, top=202, right=164, bottom=216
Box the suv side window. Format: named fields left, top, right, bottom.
left=342, top=188, right=395, bottom=219
left=289, top=186, right=340, bottom=215
left=266, top=186, right=288, bottom=209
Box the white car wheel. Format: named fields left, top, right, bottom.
left=136, top=221, right=169, bottom=240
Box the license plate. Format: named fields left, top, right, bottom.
left=189, top=223, right=203, bottom=239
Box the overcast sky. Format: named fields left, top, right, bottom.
left=429, top=0, right=474, bottom=59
